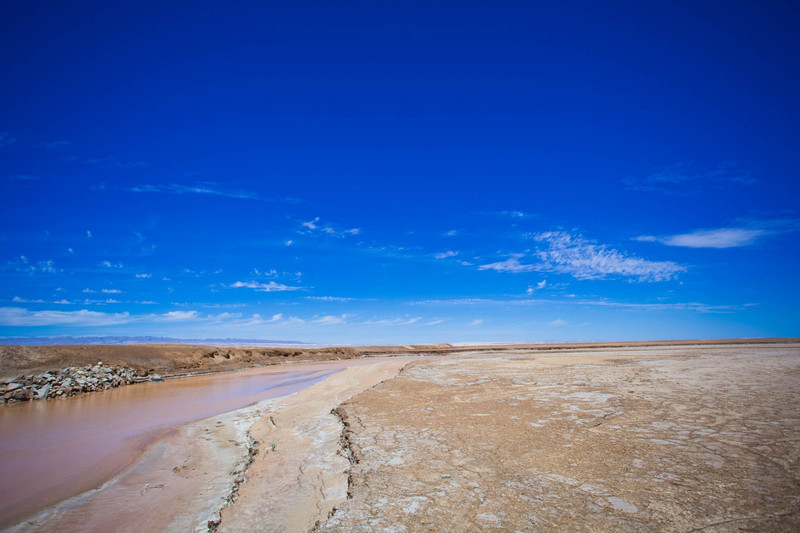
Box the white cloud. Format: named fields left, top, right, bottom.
left=483, top=210, right=533, bottom=219
left=547, top=318, right=567, bottom=326
left=0, top=307, right=132, bottom=326
left=444, top=230, right=458, bottom=237
left=531, top=231, right=685, bottom=281
left=129, top=183, right=261, bottom=200
left=160, top=311, right=199, bottom=321
left=102, top=289, right=122, bottom=294
left=86, top=230, right=92, bottom=238
left=360, top=316, right=422, bottom=326
left=306, top=296, right=355, bottom=302
left=478, top=256, right=537, bottom=273
left=8, top=257, right=60, bottom=274
left=99, top=260, right=123, bottom=268
left=313, top=314, right=352, bottom=325
left=299, top=217, right=360, bottom=238
left=412, top=297, right=744, bottom=313
left=469, top=319, right=483, bottom=326
left=12, top=296, right=44, bottom=303
left=526, top=280, right=547, bottom=295
left=635, top=219, right=800, bottom=249
left=637, top=228, right=765, bottom=248
left=423, top=318, right=445, bottom=326
left=434, top=251, right=459, bottom=259
left=230, top=281, right=303, bottom=292
left=285, top=240, right=293, bottom=246
left=135, top=273, right=152, bottom=278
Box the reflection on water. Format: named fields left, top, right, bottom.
left=0, top=359, right=385, bottom=528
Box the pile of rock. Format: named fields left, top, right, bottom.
left=1, top=362, right=163, bottom=403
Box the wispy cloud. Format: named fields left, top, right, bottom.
left=360, top=316, right=421, bottom=326
left=478, top=255, right=537, bottom=273
left=531, top=231, right=685, bottom=281
left=547, top=318, right=567, bottom=326
left=526, top=280, right=547, bottom=295
left=12, top=296, right=45, bottom=304
left=0, top=307, right=133, bottom=326
left=306, top=296, right=357, bottom=302
left=624, top=161, right=757, bottom=194
left=7, top=256, right=60, bottom=274
left=230, top=281, right=303, bottom=292
left=135, top=273, right=152, bottom=278
left=434, top=250, right=459, bottom=259
left=129, top=183, right=261, bottom=200
left=469, top=318, right=483, bottom=326
left=444, top=230, right=459, bottom=237
left=411, top=297, right=745, bottom=313
left=298, top=217, right=360, bottom=238
left=98, top=261, right=124, bottom=268
left=482, top=210, right=534, bottom=219
left=635, top=219, right=799, bottom=249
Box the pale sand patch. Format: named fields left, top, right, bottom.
left=218, top=359, right=409, bottom=532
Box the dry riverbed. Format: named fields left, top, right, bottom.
left=319, top=344, right=800, bottom=532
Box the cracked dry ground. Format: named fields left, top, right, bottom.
left=318, top=345, right=800, bottom=532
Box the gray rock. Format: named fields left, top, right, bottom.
left=6, top=382, right=23, bottom=392
left=35, top=384, right=51, bottom=399
left=11, top=388, right=33, bottom=401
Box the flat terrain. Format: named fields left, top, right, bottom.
left=1, top=338, right=793, bottom=379
left=319, top=344, right=800, bottom=532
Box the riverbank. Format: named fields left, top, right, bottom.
left=0, top=357, right=411, bottom=531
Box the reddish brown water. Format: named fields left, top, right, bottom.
left=0, top=359, right=394, bottom=528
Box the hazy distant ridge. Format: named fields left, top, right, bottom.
left=0, top=336, right=307, bottom=346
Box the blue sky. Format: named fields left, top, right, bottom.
left=1, top=1, right=798, bottom=344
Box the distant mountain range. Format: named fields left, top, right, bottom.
left=0, top=336, right=309, bottom=346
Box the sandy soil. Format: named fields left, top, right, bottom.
left=318, top=344, right=800, bottom=532
left=218, top=358, right=410, bottom=532
left=3, top=339, right=795, bottom=379
left=0, top=344, right=363, bottom=378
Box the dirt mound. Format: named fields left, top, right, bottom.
left=0, top=344, right=359, bottom=379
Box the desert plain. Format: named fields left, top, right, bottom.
left=2, top=340, right=799, bottom=532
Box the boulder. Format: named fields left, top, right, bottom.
left=11, top=388, right=33, bottom=401
left=35, top=384, right=51, bottom=400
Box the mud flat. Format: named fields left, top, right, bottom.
left=319, top=344, right=800, bottom=532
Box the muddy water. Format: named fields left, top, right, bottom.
left=0, top=358, right=395, bottom=528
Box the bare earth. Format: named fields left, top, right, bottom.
left=318, top=344, right=800, bottom=532
left=3, top=341, right=800, bottom=531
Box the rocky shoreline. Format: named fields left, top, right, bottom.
left=1, top=362, right=161, bottom=403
